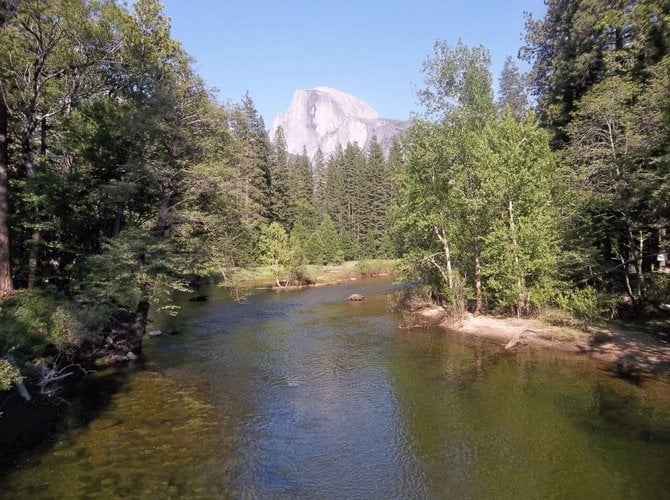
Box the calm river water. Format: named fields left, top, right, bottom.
left=1, top=278, right=669, bottom=498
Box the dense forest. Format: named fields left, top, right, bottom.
left=0, top=0, right=668, bottom=394
left=395, top=0, right=669, bottom=320
left=0, top=0, right=397, bottom=391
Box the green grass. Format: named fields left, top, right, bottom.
left=228, top=259, right=399, bottom=288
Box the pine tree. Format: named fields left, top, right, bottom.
left=342, top=142, right=366, bottom=241
left=366, top=136, right=391, bottom=246
left=229, top=93, right=272, bottom=225
left=312, top=148, right=327, bottom=212
left=325, top=144, right=346, bottom=231
left=289, top=146, right=313, bottom=202
left=269, top=125, right=291, bottom=228
left=497, top=56, right=529, bottom=118
left=338, top=229, right=358, bottom=261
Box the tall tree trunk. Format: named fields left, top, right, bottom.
left=130, top=184, right=173, bottom=344
left=129, top=281, right=151, bottom=351
left=624, top=219, right=642, bottom=302
left=153, top=185, right=172, bottom=238
left=474, top=244, right=483, bottom=314
left=508, top=199, right=525, bottom=316
left=23, top=131, right=41, bottom=290
left=112, top=203, right=124, bottom=237
left=0, top=91, right=12, bottom=293
left=435, top=225, right=454, bottom=290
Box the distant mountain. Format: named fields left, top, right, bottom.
left=270, top=87, right=408, bottom=158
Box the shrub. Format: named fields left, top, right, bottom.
left=556, top=286, right=600, bottom=328
left=643, top=274, right=670, bottom=313
left=355, top=259, right=395, bottom=277
left=0, top=291, right=111, bottom=361
left=0, top=358, right=23, bottom=392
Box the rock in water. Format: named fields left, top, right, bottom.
left=348, top=294, right=365, bottom=301
left=270, top=87, right=408, bottom=158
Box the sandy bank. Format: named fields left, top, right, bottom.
left=413, top=307, right=670, bottom=377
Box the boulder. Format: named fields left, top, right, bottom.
left=147, top=330, right=162, bottom=338
left=348, top=294, right=365, bottom=302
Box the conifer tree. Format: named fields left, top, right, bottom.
left=338, top=229, right=358, bottom=261
left=289, top=146, right=314, bottom=202
left=230, top=93, right=272, bottom=225
left=325, top=144, right=346, bottom=231
left=312, top=148, right=327, bottom=212
left=497, top=56, right=529, bottom=118
left=270, top=126, right=291, bottom=228
left=366, top=136, right=391, bottom=245
left=342, top=142, right=366, bottom=240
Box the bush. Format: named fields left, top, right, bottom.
left=0, top=291, right=111, bottom=362
left=0, top=358, right=23, bottom=392
left=642, top=274, right=670, bottom=313
left=556, top=286, right=600, bottom=328
left=355, top=259, right=395, bottom=277
left=389, top=283, right=435, bottom=312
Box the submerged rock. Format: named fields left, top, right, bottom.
left=348, top=294, right=365, bottom=302
left=616, top=354, right=641, bottom=379
left=147, top=330, right=162, bottom=338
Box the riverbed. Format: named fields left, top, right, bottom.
left=1, top=278, right=669, bottom=497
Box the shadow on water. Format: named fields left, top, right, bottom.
left=0, top=365, right=134, bottom=470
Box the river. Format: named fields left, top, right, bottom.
left=1, top=278, right=669, bottom=498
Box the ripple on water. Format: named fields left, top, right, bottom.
left=2, top=278, right=670, bottom=497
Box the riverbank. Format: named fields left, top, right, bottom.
left=414, top=307, right=670, bottom=378
left=226, top=259, right=398, bottom=288
left=0, top=293, right=143, bottom=467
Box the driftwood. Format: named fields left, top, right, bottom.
left=504, top=328, right=544, bottom=350
left=36, top=358, right=89, bottom=396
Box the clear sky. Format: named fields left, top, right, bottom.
left=159, top=0, right=547, bottom=126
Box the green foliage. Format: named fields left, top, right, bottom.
left=395, top=41, right=561, bottom=315
left=355, top=259, right=395, bottom=277
left=556, top=287, right=600, bottom=328
left=522, top=0, right=670, bottom=145
left=497, top=56, right=529, bottom=117
left=270, top=126, right=292, bottom=227
left=0, top=291, right=111, bottom=362
left=230, top=94, right=272, bottom=226
left=256, top=222, right=306, bottom=285
left=642, top=274, right=670, bottom=313
left=303, top=216, right=339, bottom=265
left=0, top=358, right=23, bottom=392
left=363, top=230, right=377, bottom=259
left=338, top=230, right=358, bottom=261
left=321, top=140, right=395, bottom=255
left=418, top=39, right=495, bottom=121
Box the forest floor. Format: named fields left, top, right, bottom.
left=414, top=306, right=670, bottom=377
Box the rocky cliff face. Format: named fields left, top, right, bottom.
left=270, top=87, right=407, bottom=158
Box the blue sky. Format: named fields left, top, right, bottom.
left=159, top=0, right=547, bottom=125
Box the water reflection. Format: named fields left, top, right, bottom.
left=1, top=279, right=669, bottom=497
